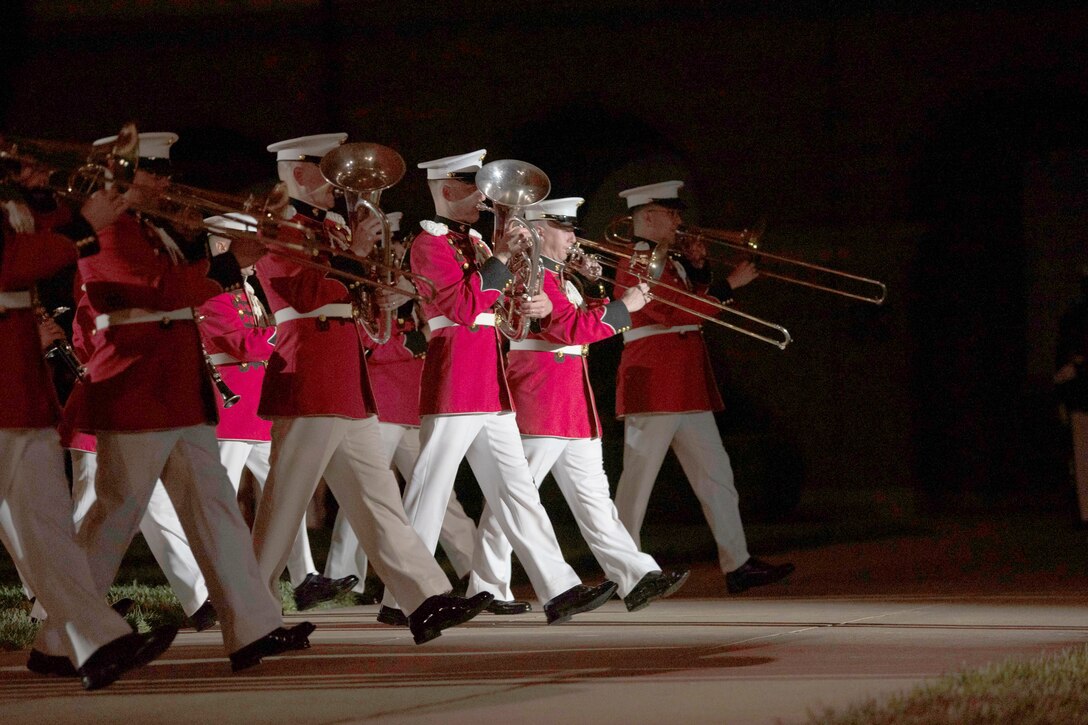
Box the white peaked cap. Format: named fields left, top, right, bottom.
left=525, top=197, right=584, bottom=223
left=618, top=180, right=685, bottom=209
left=204, top=213, right=258, bottom=237
left=385, top=211, right=403, bottom=233
left=266, top=133, right=347, bottom=161
left=93, top=131, right=178, bottom=159
left=417, top=149, right=487, bottom=180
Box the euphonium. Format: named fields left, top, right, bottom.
left=319, top=142, right=406, bottom=344
left=474, top=160, right=550, bottom=342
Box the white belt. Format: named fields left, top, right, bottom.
left=0, top=291, right=33, bottom=309
left=274, top=303, right=353, bottom=325
left=95, top=307, right=193, bottom=332
left=428, top=313, right=496, bottom=331
left=508, top=340, right=584, bottom=356
left=208, top=352, right=241, bottom=366
left=622, top=324, right=701, bottom=344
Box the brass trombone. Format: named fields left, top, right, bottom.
left=605, top=216, right=887, bottom=305
left=567, top=236, right=792, bottom=350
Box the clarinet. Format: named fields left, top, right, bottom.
left=31, top=291, right=86, bottom=380
left=193, top=311, right=240, bottom=409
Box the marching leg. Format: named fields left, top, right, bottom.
left=614, top=414, right=682, bottom=549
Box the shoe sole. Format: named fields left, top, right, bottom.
left=548, top=583, right=619, bottom=625
left=412, top=597, right=492, bottom=645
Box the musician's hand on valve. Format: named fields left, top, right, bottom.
left=2, top=200, right=35, bottom=233
left=621, top=282, right=651, bottom=313
left=494, top=225, right=532, bottom=264
left=727, top=260, right=759, bottom=289
left=80, top=188, right=128, bottom=231
left=37, top=317, right=66, bottom=350
left=229, top=235, right=267, bottom=269
left=376, top=286, right=412, bottom=311
left=350, top=214, right=383, bottom=257
left=519, top=292, right=553, bottom=319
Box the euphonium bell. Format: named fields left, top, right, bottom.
left=475, top=160, right=550, bottom=342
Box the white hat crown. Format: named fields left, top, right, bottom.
left=92, top=131, right=178, bottom=160
left=417, top=149, right=487, bottom=180
left=618, top=180, right=685, bottom=209
left=267, top=133, right=348, bottom=161
left=525, top=196, right=584, bottom=222
left=384, top=211, right=403, bottom=233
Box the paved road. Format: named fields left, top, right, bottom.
left=3, top=568, right=1086, bottom=725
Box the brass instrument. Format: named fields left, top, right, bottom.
left=319, top=142, right=405, bottom=344
left=605, top=216, right=887, bottom=305
left=475, top=159, right=550, bottom=342
left=567, top=236, right=793, bottom=350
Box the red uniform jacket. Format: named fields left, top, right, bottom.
left=614, top=242, right=725, bottom=417
left=254, top=208, right=378, bottom=419
left=0, top=222, right=86, bottom=429
left=507, top=258, right=632, bottom=439
left=76, top=213, right=236, bottom=432
left=367, top=305, right=426, bottom=427
left=196, top=285, right=276, bottom=441
left=410, top=219, right=515, bottom=416
left=60, top=279, right=98, bottom=452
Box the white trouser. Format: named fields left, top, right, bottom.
left=470, top=436, right=659, bottom=599
left=251, top=416, right=450, bottom=614
left=1070, top=412, right=1088, bottom=522
left=219, top=439, right=316, bottom=588
left=615, top=412, right=750, bottom=573
left=384, top=413, right=581, bottom=609
left=324, top=423, right=477, bottom=592
left=66, top=450, right=208, bottom=616
left=42, top=425, right=283, bottom=654
left=0, top=429, right=132, bottom=665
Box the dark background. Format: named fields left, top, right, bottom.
left=4, top=1, right=1088, bottom=531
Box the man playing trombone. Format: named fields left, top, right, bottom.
left=468, top=196, right=690, bottom=611
left=613, top=180, right=795, bottom=595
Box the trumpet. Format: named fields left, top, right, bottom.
left=605, top=216, right=887, bottom=305
left=319, top=142, right=405, bottom=344
left=566, top=236, right=792, bottom=350
left=475, top=159, right=550, bottom=342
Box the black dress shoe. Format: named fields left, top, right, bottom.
left=79, top=625, right=178, bottom=691
left=189, top=600, right=218, bottom=632
left=623, top=569, right=691, bottom=612
left=110, top=598, right=135, bottom=618
left=377, top=605, right=408, bottom=627
left=229, top=621, right=315, bottom=673
left=293, top=573, right=360, bottom=611
left=544, top=581, right=618, bottom=625
left=409, top=592, right=493, bottom=645
left=485, top=599, right=532, bottom=615
left=351, top=592, right=378, bottom=606
left=27, top=649, right=77, bottom=677
left=725, top=557, right=795, bottom=594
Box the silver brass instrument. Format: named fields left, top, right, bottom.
left=319, top=142, right=406, bottom=344
left=475, top=160, right=550, bottom=342
left=605, top=216, right=887, bottom=305
left=568, top=236, right=793, bottom=350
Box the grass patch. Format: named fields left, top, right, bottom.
left=807, top=644, right=1088, bottom=725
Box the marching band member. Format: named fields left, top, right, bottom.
left=323, top=211, right=479, bottom=603
left=1, top=174, right=177, bottom=690
left=468, top=197, right=690, bottom=611
left=251, top=134, right=491, bottom=645
left=612, top=180, right=795, bottom=595
left=385, top=150, right=617, bottom=624
left=199, top=214, right=355, bottom=613
left=56, top=130, right=313, bottom=673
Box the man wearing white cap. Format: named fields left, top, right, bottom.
left=323, top=210, right=479, bottom=603
left=468, top=197, right=690, bottom=611
left=54, top=130, right=315, bottom=673
left=384, top=152, right=617, bottom=624
left=199, top=214, right=356, bottom=614
left=252, top=135, right=492, bottom=644
left=2, top=173, right=178, bottom=690
left=613, top=180, right=794, bottom=595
